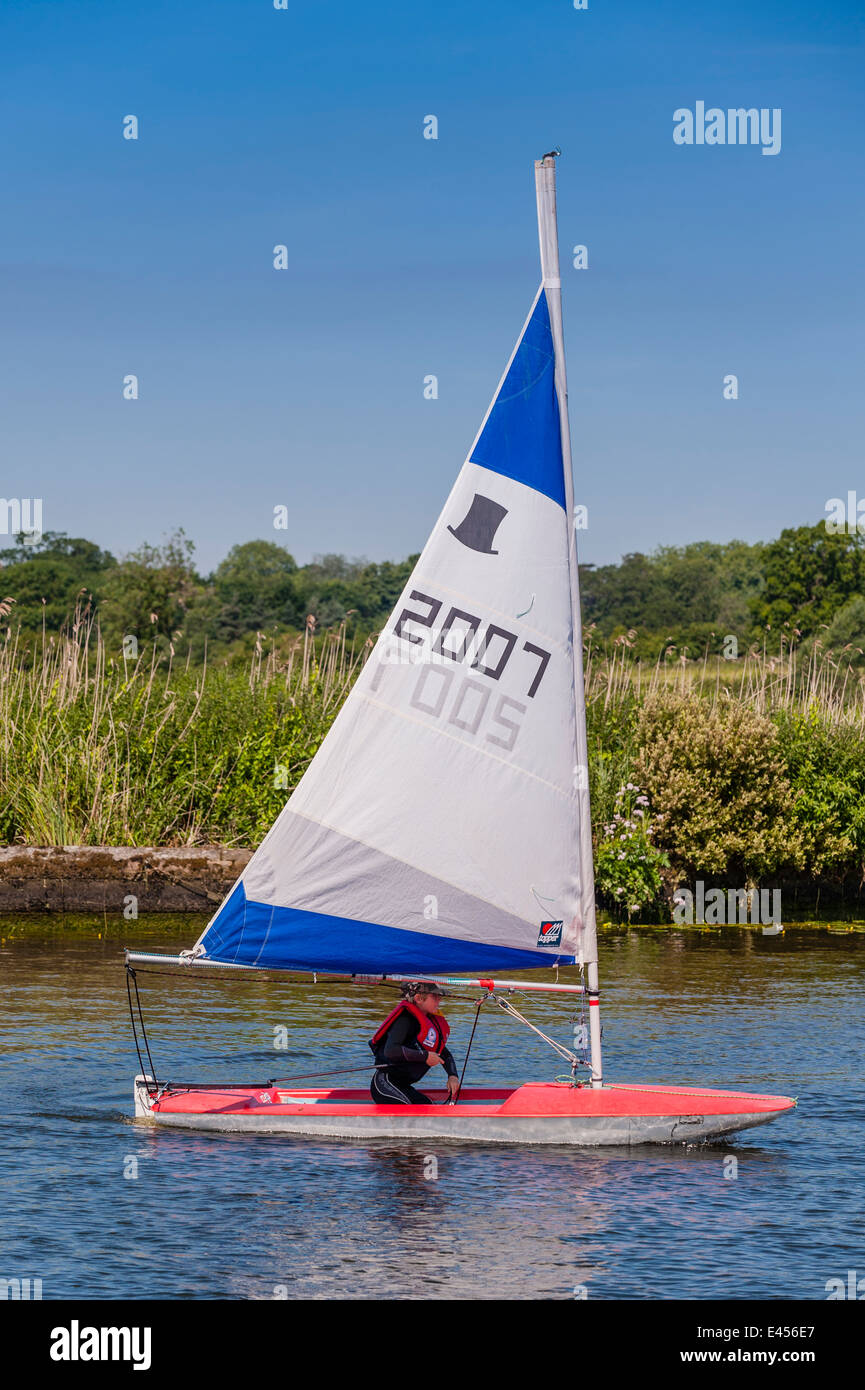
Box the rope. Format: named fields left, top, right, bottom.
left=453, top=996, right=486, bottom=1104
left=495, top=995, right=581, bottom=1067
left=271, top=1064, right=386, bottom=1084
left=126, top=966, right=364, bottom=985
left=164, top=1064, right=392, bottom=1091
left=126, top=966, right=159, bottom=1096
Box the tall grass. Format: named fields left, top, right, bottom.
left=584, top=629, right=865, bottom=726
left=3, top=609, right=865, bottom=860
left=0, top=602, right=367, bottom=846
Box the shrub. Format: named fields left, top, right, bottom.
left=775, top=707, right=865, bottom=879
left=633, top=691, right=805, bottom=885
left=594, top=782, right=669, bottom=919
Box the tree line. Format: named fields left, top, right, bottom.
left=581, top=524, right=865, bottom=660
left=1, top=519, right=864, bottom=661
left=0, top=531, right=416, bottom=658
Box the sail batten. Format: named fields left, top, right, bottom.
left=192, top=161, right=597, bottom=977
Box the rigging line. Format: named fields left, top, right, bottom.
left=130, top=967, right=159, bottom=1087
left=123, top=966, right=381, bottom=987
left=126, top=967, right=148, bottom=1082
left=126, top=965, right=159, bottom=1095
left=454, top=996, right=486, bottom=1105
left=162, top=1065, right=393, bottom=1092
left=367, top=983, right=483, bottom=1001
left=495, top=995, right=579, bottom=1066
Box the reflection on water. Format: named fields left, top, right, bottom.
left=1, top=918, right=863, bottom=1299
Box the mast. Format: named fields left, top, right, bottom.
left=534, top=154, right=603, bottom=1086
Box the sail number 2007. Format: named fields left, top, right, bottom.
left=386, top=589, right=551, bottom=752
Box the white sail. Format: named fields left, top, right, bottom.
left=194, top=160, right=597, bottom=975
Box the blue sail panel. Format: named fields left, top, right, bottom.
left=202, top=882, right=575, bottom=974
left=469, top=289, right=566, bottom=510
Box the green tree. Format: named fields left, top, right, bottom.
left=293, top=554, right=416, bottom=631
left=212, top=540, right=299, bottom=640
left=581, top=539, right=765, bottom=656
left=822, top=595, right=865, bottom=665
left=749, top=522, right=865, bottom=640
left=581, top=553, right=663, bottom=632
left=98, top=530, right=205, bottom=650
left=0, top=532, right=116, bottom=635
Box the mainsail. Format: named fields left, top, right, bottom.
left=193, top=159, right=597, bottom=976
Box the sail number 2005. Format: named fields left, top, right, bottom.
left=386, top=589, right=551, bottom=752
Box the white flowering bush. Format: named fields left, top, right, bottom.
left=594, top=782, right=669, bottom=920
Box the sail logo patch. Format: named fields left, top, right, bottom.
left=537, top=920, right=563, bottom=947
left=422, top=1027, right=438, bottom=1047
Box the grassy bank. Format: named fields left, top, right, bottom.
left=2, top=612, right=865, bottom=919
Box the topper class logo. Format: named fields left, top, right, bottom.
left=537, top=920, right=564, bottom=946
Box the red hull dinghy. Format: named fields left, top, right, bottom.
left=127, top=156, right=795, bottom=1146
left=134, top=1076, right=795, bottom=1145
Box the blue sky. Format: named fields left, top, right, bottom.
left=1, top=0, right=862, bottom=574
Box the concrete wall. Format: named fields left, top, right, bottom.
left=0, top=846, right=253, bottom=912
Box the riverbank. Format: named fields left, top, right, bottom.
left=0, top=845, right=250, bottom=912
left=3, top=845, right=865, bottom=927
left=4, top=622, right=865, bottom=921
left=1, top=894, right=864, bottom=936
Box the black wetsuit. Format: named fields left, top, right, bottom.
left=370, top=1010, right=458, bottom=1105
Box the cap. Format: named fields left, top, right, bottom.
left=404, top=979, right=444, bottom=998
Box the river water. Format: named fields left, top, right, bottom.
left=2, top=918, right=863, bottom=1300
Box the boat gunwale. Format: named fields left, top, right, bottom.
left=141, top=1079, right=797, bottom=1121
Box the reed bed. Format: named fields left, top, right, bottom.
left=0, top=602, right=367, bottom=847
left=584, top=630, right=865, bottom=728
left=3, top=609, right=865, bottom=879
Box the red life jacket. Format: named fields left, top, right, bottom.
left=369, top=1000, right=450, bottom=1057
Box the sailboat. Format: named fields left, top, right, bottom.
left=126, top=156, right=795, bottom=1144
